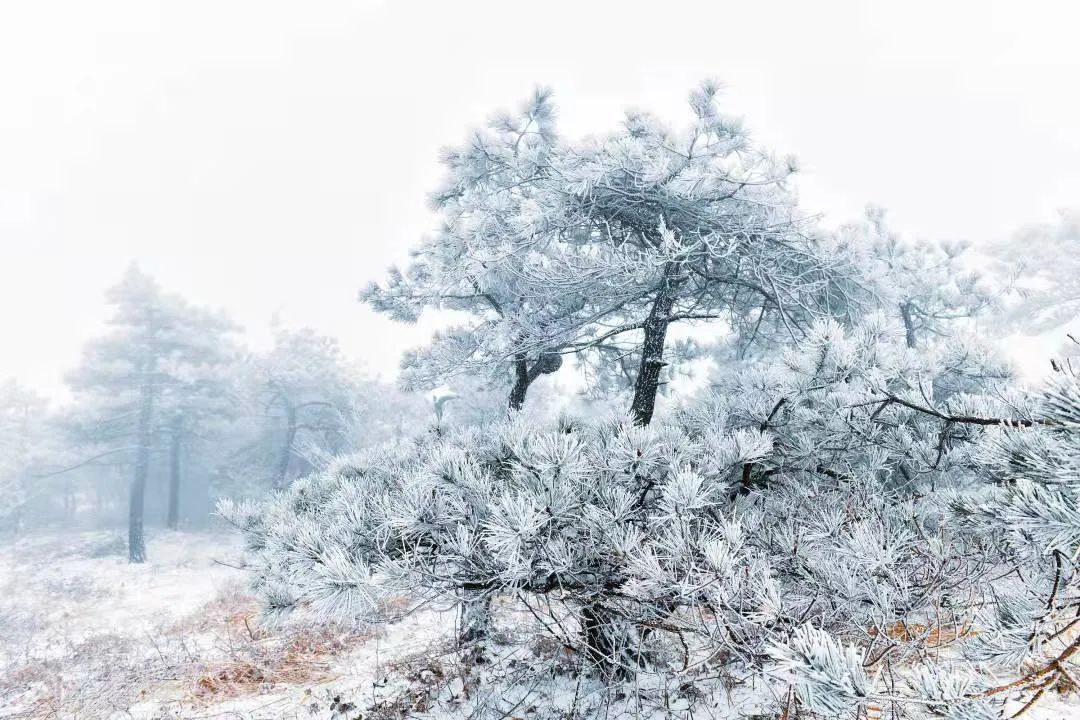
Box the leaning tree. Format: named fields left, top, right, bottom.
left=362, top=90, right=574, bottom=412
left=365, top=84, right=868, bottom=421
left=540, top=82, right=867, bottom=424
left=243, top=327, right=361, bottom=490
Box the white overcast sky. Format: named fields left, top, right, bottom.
left=1, top=0, right=1078, bottom=397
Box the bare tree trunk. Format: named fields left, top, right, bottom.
left=457, top=591, right=493, bottom=665
left=508, top=354, right=530, bottom=411
left=166, top=414, right=183, bottom=530
left=508, top=352, right=563, bottom=412
left=630, top=266, right=678, bottom=426
left=274, top=402, right=297, bottom=490
left=129, top=383, right=154, bottom=563
left=900, top=301, right=918, bottom=349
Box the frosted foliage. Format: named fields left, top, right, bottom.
left=68, top=266, right=235, bottom=393
left=66, top=264, right=238, bottom=440
left=952, top=373, right=1080, bottom=688
left=993, top=209, right=1080, bottom=334
left=834, top=206, right=998, bottom=348
left=363, top=84, right=866, bottom=402
left=361, top=90, right=572, bottom=392
left=224, top=83, right=1073, bottom=720
left=769, top=625, right=873, bottom=716
left=225, top=318, right=1069, bottom=717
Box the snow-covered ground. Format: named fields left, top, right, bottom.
left=2, top=529, right=1078, bottom=720
left=0, top=529, right=453, bottom=719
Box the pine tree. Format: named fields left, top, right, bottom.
left=548, top=83, right=864, bottom=424
left=364, top=84, right=866, bottom=422
left=226, top=86, right=1067, bottom=718
left=67, top=265, right=236, bottom=562
left=362, top=90, right=570, bottom=411
left=158, top=332, right=237, bottom=530
left=949, top=370, right=1080, bottom=714
left=839, top=205, right=998, bottom=348
left=246, top=327, right=360, bottom=489
left=991, top=208, right=1080, bottom=338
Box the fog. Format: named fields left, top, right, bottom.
left=2, top=0, right=1078, bottom=395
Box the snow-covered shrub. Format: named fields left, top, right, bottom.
left=948, top=371, right=1080, bottom=711
left=223, top=318, right=1079, bottom=717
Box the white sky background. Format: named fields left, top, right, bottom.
left=1, top=0, right=1078, bottom=397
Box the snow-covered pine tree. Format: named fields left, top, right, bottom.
left=359, top=83, right=872, bottom=662
left=548, top=82, right=866, bottom=424
left=228, top=85, right=1066, bottom=716
left=361, top=90, right=571, bottom=411
left=837, top=205, right=998, bottom=348
left=992, top=209, right=1080, bottom=336
left=364, top=84, right=868, bottom=422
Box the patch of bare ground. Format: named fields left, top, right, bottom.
left=167, top=584, right=375, bottom=704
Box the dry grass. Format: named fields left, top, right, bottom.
left=0, top=532, right=425, bottom=718
left=868, top=620, right=975, bottom=647
left=172, top=583, right=375, bottom=702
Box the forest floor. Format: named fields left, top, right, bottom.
left=2, top=530, right=1078, bottom=720
left=0, top=528, right=459, bottom=719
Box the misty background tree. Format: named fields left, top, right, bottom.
left=66, top=265, right=237, bottom=562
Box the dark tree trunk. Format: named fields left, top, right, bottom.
left=457, top=591, right=493, bottom=665
left=129, top=383, right=154, bottom=563
left=508, top=354, right=530, bottom=411
left=166, top=415, right=183, bottom=530
left=900, top=301, right=917, bottom=349
left=581, top=604, right=637, bottom=679
left=508, top=352, right=563, bottom=412
left=630, top=266, right=679, bottom=426
left=274, top=402, right=298, bottom=490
